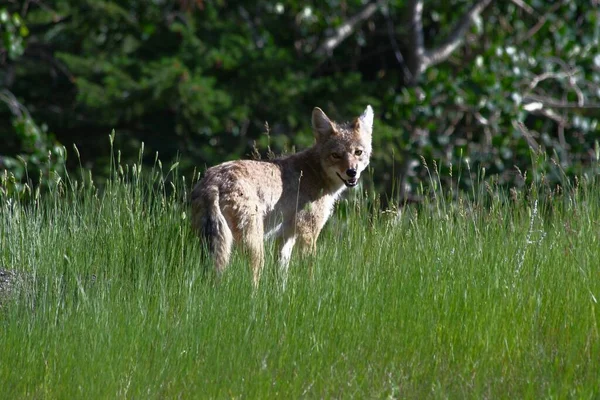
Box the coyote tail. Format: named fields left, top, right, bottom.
left=192, top=188, right=233, bottom=271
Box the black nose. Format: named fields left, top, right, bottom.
left=346, top=168, right=357, bottom=178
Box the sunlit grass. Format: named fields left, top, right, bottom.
left=1, top=149, right=600, bottom=398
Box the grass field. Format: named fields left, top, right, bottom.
left=2, top=153, right=600, bottom=398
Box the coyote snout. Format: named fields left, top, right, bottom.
left=191, top=106, right=374, bottom=287
left=337, top=169, right=358, bottom=187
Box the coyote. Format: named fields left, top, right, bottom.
left=191, top=106, right=374, bottom=286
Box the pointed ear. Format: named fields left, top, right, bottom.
left=359, top=105, right=374, bottom=134
left=312, top=107, right=334, bottom=139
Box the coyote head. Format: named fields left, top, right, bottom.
left=312, top=105, right=373, bottom=189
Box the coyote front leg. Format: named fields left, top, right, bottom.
left=277, top=215, right=321, bottom=284
left=279, top=233, right=297, bottom=273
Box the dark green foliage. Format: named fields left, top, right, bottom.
left=0, top=7, right=65, bottom=197
left=1, top=1, right=599, bottom=202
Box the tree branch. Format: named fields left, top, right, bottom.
left=509, top=0, right=535, bottom=16
left=405, top=0, right=425, bottom=79
left=524, top=95, right=600, bottom=111
left=421, top=0, right=492, bottom=71
left=518, top=0, right=566, bottom=43
left=314, top=0, right=384, bottom=57
left=383, top=5, right=413, bottom=82
left=513, top=120, right=540, bottom=151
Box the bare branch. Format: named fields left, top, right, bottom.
left=421, top=0, right=492, bottom=71
left=405, top=0, right=426, bottom=78
left=525, top=71, right=574, bottom=97
left=509, top=0, right=535, bottom=15
left=513, top=120, right=540, bottom=151
left=315, top=0, right=384, bottom=57
left=524, top=95, right=600, bottom=111
left=518, top=0, right=566, bottom=43
left=383, top=5, right=413, bottom=82
left=523, top=58, right=586, bottom=107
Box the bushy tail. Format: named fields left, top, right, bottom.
left=191, top=187, right=233, bottom=272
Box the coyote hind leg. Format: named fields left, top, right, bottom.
left=241, top=216, right=265, bottom=288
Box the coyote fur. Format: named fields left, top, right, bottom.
left=191, top=106, right=374, bottom=286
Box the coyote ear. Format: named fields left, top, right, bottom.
left=312, top=107, right=335, bottom=139
left=359, top=105, right=374, bottom=134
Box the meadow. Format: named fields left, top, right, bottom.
left=1, top=148, right=600, bottom=398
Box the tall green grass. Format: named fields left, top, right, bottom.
left=1, top=145, right=600, bottom=398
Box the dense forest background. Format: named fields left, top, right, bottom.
left=1, top=0, right=599, bottom=202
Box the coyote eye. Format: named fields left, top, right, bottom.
left=355, top=150, right=363, bottom=156
left=331, top=153, right=341, bottom=159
